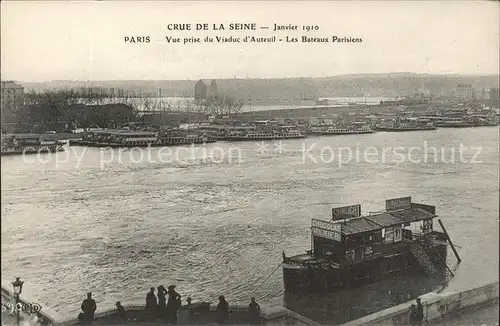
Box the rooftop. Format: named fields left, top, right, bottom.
left=335, top=208, right=436, bottom=236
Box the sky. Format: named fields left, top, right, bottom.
left=1, top=1, right=499, bottom=82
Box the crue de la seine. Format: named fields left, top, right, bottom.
left=167, top=23, right=257, bottom=30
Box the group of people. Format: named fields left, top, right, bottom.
left=408, top=298, right=424, bottom=325
left=78, top=286, right=262, bottom=325
left=213, top=295, right=260, bottom=324
left=146, top=285, right=182, bottom=323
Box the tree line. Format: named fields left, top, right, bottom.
left=4, top=88, right=244, bottom=133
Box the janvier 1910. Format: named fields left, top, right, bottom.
left=167, top=23, right=320, bottom=32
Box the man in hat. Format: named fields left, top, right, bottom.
left=247, top=297, right=260, bottom=324
left=216, top=295, right=229, bottom=324
left=116, top=301, right=126, bottom=320
left=81, top=292, right=97, bottom=323
left=416, top=298, right=424, bottom=325
left=167, top=285, right=181, bottom=324
left=146, top=287, right=158, bottom=320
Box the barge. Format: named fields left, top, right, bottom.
left=282, top=197, right=456, bottom=293
left=1, top=134, right=65, bottom=155
left=69, top=130, right=215, bottom=148
left=309, top=123, right=374, bottom=136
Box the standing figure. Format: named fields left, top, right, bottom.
left=247, top=297, right=260, bottom=324
left=408, top=304, right=419, bottom=326
left=157, top=285, right=168, bottom=319
left=416, top=298, right=424, bottom=325
left=81, top=292, right=97, bottom=323
left=166, top=285, right=181, bottom=324
left=216, top=295, right=229, bottom=324
left=146, top=287, right=158, bottom=320
left=115, top=301, right=126, bottom=320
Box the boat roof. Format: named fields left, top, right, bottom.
left=90, top=130, right=157, bottom=136
left=334, top=208, right=436, bottom=236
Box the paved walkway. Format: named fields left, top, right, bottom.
left=430, top=300, right=499, bottom=325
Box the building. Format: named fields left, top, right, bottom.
left=209, top=79, right=218, bottom=98
left=456, top=84, right=475, bottom=101
left=194, top=80, right=207, bottom=101
left=1, top=81, right=25, bottom=125
left=489, top=88, right=499, bottom=107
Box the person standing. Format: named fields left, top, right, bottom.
left=216, top=295, right=229, bottom=324
left=416, top=298, right=424, bottom=325
left=157, top=285, right=168, bottom=319
left=247, top=297, right=260, bottom=324
left=115, top=301, right=126, bottom=320
left=408, top=304, right=419, bottom=326
left=146, top=287, right=158, bottom=320
left=166, top=285, right=181, bottom=324
left=81, top=292, right=97, bottom=323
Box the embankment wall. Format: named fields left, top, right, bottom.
left=341, top=281, right=499, bottom=326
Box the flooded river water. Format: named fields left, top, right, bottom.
left=1, top=127, right=498, bottom=323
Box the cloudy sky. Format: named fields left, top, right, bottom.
left=1, top=1, right=499, bottom=82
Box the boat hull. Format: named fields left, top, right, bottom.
left=222, top=135, right=306, bottom=141
left=435, top=123, right=497, bottom=128
left=0, top=145, right=65, bottom=156
left=309, top=131, right=374, bottom=136
left=69, top=139, right=216, bottom=148
left=283, top=247, right=447, bottom=293
left=384, top=127, right=436, bottom=132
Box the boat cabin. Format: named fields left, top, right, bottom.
left=309, top=197, right=442, bottom=265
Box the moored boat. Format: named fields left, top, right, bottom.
left=309, top=123, right=374, bottom=135
left=69, top=129, right=215, bottom=148
left=223, top=128, right=306, bottom=141
left=282, top=197, right=457, bottom=293
left=1, top=134, right=65, bottom=155
left=380, top=120, right=436, bottom=132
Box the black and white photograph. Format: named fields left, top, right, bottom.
left=1, top=1, right=499, bottom=325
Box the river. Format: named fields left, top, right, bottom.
left=1, top=127, right=498, bottom=323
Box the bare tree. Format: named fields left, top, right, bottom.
left=195, top=94, right=244, bottom=116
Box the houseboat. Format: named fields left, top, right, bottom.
left=282, top=197, right=456, bottom=293
left=435, top=117, right=499, bottom=128
left=224, top=127, right=306, bottom=141
left=378, top=120, right=436, bottom=132
left=70, top=130, right=215, bottom=148
left=159, top=131, right=216, bottom=146
left=1, top=134, right=65, bottom=155
left=309, top=123, right=374, bottom=135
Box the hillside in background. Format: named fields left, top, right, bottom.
left=20, top=73, right=500, bottom=101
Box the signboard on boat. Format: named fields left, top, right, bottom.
left=384, top=227, right=394, bottom=243
left=311, top=218, right=341, bottom=242
left=332, top=204, right=361, bottom=221
left=422, top=219, right=433, bottom=234
left=386, top=196, right=412, bottom=211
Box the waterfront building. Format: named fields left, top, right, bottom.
left=194, top=80, right=208, bottom=101
left=1, top=81, right=25, bottom=126
left=209, top=80, right=218, bottom=98
left=456, top=84, right=475, bottom=101
left=489, top=88, right=499, bottom=107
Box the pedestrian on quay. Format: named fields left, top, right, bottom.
left=247, top=297, right=260, bottom=324
left=166, top=285, right=181, bottom=324
left=146, top=287, right=158, bottom=320
left=115, top=301, right=127, bottom=320
left=80, top=292, right=97, bottom=324
left=416, top=298, right=424, bottom=325
left=216, top=295, right=229, bottom=324
left=408, top=304, right=419, bottom=326
left=157, top=285, right=168, bottom=319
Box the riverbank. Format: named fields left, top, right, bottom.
left=1, top=282, right=317, bottom=326
left=341, top=281, right=499, bottom=326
